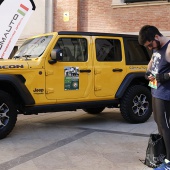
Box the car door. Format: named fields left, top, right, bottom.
left=93, top=36, right=126, bottom=97
left=45, top=35, right=93, bottom=101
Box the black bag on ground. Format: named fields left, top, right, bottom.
left=144, top=134, right=166, bottom=168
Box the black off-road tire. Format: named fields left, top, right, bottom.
left=83, top=107, right=105, bottom=114
left=120, top=85, right=152, bottom=123
left=0, top=90, right=17, bottom=139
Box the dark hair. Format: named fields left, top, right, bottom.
left=138, top=25, right=163, bottom=45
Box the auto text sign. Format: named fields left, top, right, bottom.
left=0, top=0, right=36, bottom=59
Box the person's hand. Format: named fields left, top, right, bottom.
left=145, top=71, right=155, bottom=81
left=156, top=73, right=170, bottom=83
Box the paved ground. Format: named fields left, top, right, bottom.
left=0, top=108, right=157, bottom=170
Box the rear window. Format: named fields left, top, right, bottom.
left=95, top=38, right=122, bottom=62
left=125, top=39, right=151, bottom=65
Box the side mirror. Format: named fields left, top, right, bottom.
left=49, top=49, right=63, bottom=64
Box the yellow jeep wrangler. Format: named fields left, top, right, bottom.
left=0, top=31, right=152, bottom=139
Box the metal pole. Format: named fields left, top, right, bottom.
left=45, top=0, right=53, bottom=33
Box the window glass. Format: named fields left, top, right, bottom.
left=112, top=0, right=168, bottom=8
left=95, top=39, right=122, bottom=61
left=54, top=38, right=87, bottom=62
left=124, top=0, right=166, bottom=3
left=14, top=35, right=53, bottom=58
left=126, top=39, right=151, bottom=64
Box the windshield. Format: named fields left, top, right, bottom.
left=14, top=35, right=53, bottom=58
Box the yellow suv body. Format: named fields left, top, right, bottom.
left=0, top=31, right=152, bottom=139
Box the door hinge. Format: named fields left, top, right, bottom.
left=45, top=70, right=54, bottom=76
left=94, top=69, right=101, bottom=75
left=46, top=88, right=54, bottom=94
left=94, top=86, right=101, bottom=91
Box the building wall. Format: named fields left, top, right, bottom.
left=53, top=0, right=170, bottom=35
left=53, top=0, right=79, bottom=31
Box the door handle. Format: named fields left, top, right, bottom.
left=80, top=69, right=91, bottom=73
left=112, top=68, right=123, bottom=72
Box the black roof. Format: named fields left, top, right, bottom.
left=58, top=31, right=138, bottom=38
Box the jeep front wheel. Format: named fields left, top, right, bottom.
left=0, top=90, right=17, bottom=139
left=120, top=85, right=152, bottom=123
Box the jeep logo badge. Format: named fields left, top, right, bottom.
left=33, top=88, right=44, bottom=94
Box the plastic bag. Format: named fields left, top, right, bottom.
left=144, top=134, right=166, bottom=168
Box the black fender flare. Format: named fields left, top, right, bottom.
left=115, top=72, right=146, bottom=98
left=0, top=74, right=35, bottom=105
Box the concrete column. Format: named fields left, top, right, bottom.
left=45, top=0, right=53, bottom=33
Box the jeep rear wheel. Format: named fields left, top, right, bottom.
left=120, top=85, right=152, bottom=123
left=83, top=107, right=105, bottom=114
left=0, top=90, right=17, bottom=139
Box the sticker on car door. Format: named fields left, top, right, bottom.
left=64, top=67, right=79, bottom=90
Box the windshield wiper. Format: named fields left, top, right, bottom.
left=13, top=56, right=21, bottom=59
left=22, top=55, right=32, bottom=60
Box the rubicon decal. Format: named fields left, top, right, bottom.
left=0, top=0, right=36, bottom=59
left=0, top=65, right=24, bottom=69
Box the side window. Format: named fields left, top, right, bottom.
left=95, top=39, right=122, bottom=62
left=126, top=39, right=151, bottom=65
left=54, top=38, right=88, bottom=62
